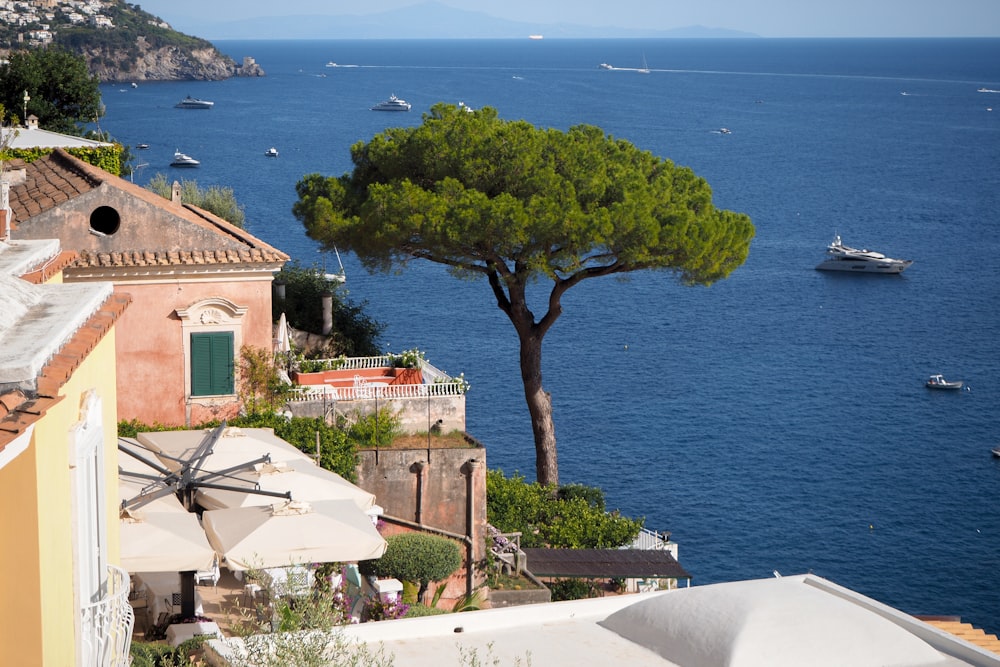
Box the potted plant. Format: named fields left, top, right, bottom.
left=389, top=348, right=424, bottom=385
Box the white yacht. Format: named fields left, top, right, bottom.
left=265, top=147, right=278, bottom=157
left=370, top=94, right=411, bottom=111
left=175, top=96, right=214, bottom=109
left=170, top=150, right=200, bottom=167
left=599, top=63, right=613, bottom=70
left=815, top=235, right=912, bottom=274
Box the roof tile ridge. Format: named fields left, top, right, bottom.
left=50, top=148, right=106, bottom=189
left=181, top=203, right=289, bottom=260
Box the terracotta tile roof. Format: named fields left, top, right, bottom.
left=74, top=246, right=283, bottom=268
left=6, top=152, right=102, bottom=223
left=0, top=292, right=131, bottom=455
left=7, top=149, right=288, bottom=268
left=18, top=250, right=77, bottom=284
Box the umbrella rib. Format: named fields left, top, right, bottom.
left=192, top=480, right=292, bottom=501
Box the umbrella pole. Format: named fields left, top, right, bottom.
left=181, top=571, right=197, bottom=618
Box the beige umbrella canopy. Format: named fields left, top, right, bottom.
left=137, top=426, right=313, bottom=475
left=202, top=499, right=387, bottom=572
left=196, top=459, right=377, bottom=512
left=118, top=444, right=216, bottom=574
left=119, top=507, right=217, bottom=573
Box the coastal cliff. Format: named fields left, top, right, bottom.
left=0, top=0, right=264, bottom=82
left=82, top=41, right=265, bottom=82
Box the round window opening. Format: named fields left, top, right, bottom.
left=89, top=206, right=121, bottom=236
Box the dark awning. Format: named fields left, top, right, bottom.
left=523, top=548, right=692, bottom=580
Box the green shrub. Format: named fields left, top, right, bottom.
left=548, top=578, right=603, bottom=602
left=345, top=407, right=401, bottom=450
left=486, top=469, right=643, bottom=549
left=359, top=532, right=462, bottom=600
left=402, top=603, right=450, bottom=618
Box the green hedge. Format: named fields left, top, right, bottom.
left=2, top=144, right=123, bottom=176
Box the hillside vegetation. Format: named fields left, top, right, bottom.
left=0, top=1, right=263, bottom=82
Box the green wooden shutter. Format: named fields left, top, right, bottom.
left=191, top=332, right=234, bottom=396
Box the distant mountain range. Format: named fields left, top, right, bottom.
left=193, top=2, right=758, bottom=40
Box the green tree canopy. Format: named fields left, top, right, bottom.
left=486, top=469, right=643, bottom=549
left=0, top=47, right=102, bottom=135
left=146, top=173, right=246, bottom=227
left=294, top=103, right=754, bottom=485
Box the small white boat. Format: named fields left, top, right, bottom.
left=265, top=147, right=278, bottom=157
left=991, top=446, right=1000, bottom=458
left=371, top=94, right=411, bottom=112
left=815, top=235, right=913, bottom=274
left=175, top=96, right=214, bottom=109
left=719, top=128, right=732, bottom=134
left=326, top=61, right=338, bottom=67
left=170, top=150, right=200, bottom=167
left=599, top=63, right=613, bottom=70
left=925, top=374, right=964, bottom=390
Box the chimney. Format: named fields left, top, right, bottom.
left=171, top=181, right=181, bottom=204
left=25, top=115, right=38, bottom=130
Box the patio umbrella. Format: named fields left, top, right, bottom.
left=119, top=506, right=217, bottom=573
left=196, top=459, right=377, bottom=512
left=118, top=449, right=216, bottom=573
left=275, top=312, right=292, bottom=354
left=138, top=426, right=313, bottom=474
left=202, top=499, right=387, bottom=571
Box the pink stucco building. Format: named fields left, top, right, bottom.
left=6, top=149, right=288, bottom=425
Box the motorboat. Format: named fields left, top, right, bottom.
left=136, top=143, right=149, bottom=150
left=175, top=96, right=214, bottom=109
left=326, top=61, right=338, bottom=67
left=170, top=150, right=200, bottom=167
left=370, top=94, right=411, bottom=111
left=599, top=63, right=613, bottom=70
left=815, top=235, right=913, bottom=273
left=991, top=446, right=1000, bottom=458
left=265, top=147, right=278, bottom=157
left=720, top=128, right=732, bottom=134
left=925, top=374, right=964, bottom=390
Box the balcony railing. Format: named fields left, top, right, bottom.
left=288, top=356, right=467, bottom=403
left=80, top=564, right=133, bottom=667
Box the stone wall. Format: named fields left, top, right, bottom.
left=355, top=445, right=487, bottom=602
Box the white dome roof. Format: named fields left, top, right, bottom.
left=599, top=575, right=946, bottom=667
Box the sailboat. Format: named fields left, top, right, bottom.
left=638, top=53, right=650, bottom=74
left=322, top=246, right=346, bottom=283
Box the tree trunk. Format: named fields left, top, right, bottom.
left=518, top=330, right=558, bottom=486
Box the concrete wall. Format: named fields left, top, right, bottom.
left=290, top=394, right=466, bottom=435
left=356, top=445, right=487, bottom=603
left=18, top=183, right=251, bottom=254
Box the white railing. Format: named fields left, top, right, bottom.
left=80, top=564, right=133, bottom=667
left=289, top=380, right=466, bottom=403
left=287, top=357, right=467, bottom=403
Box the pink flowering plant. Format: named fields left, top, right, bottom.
left=361, top=596, right=410, bottom=622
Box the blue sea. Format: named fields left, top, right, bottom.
left=99, top=38, right=1000, bottom=633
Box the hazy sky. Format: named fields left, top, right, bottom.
left=135, top=0, right=1000, bottom=38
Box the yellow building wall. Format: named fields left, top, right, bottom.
left=0, top=325, right=120, bottom=666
